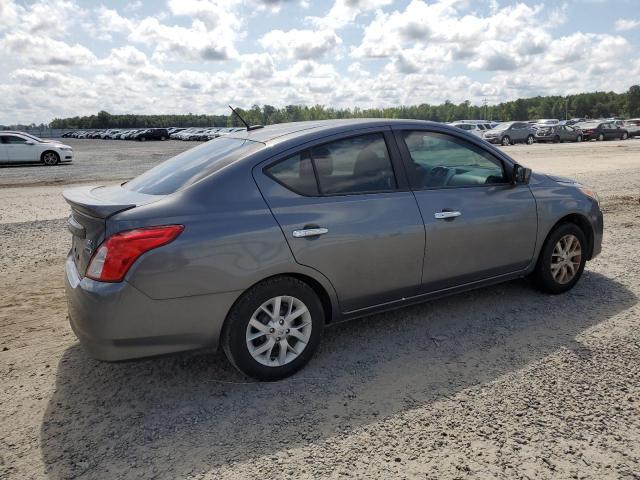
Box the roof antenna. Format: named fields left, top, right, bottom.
left=228, top=105, right=264, bottom=131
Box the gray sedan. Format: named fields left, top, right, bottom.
left=64, top=119, right=603, bottom=380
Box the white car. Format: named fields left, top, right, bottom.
left=450, top=122, right=487, bottom=138
left=623, top=119, right=640, bottom=138
left=0, top=131, right=73, bottom=165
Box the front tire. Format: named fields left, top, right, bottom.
left=532, top=223, right=587, bottom=294
left=222, top=277, right=325, bottom=380
left=576, top=135, right=582, bottom=142
left=597, top=133, right=605, bottom=141
left=41, top=151, right=59, bottom=166
left=501, top=136, right=511, bottom=146
left=621, top=132, right=628, bottom=140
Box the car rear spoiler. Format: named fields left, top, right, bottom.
left=62, top=185, right=158, bottom=219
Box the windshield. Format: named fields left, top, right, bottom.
left=492, top=123, right=510, bottom=131
left=124, top=137, right=263, bottom=195
left=18, top=132, right=44, bottom=142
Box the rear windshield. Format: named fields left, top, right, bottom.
left=124, top=137, right=262, bottom=195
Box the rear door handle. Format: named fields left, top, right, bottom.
left=434, top=211, right=462, bottom=220
left=292, top=227, right=329, bottom=238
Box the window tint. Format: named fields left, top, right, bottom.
left=2, top=135, right=28, bottom=144
left=310, top=133, right=396, bottom=195
left=267, top=152, right=319, bottom=196
left=401, top=131, right=506, bottom=189
left=125, top=137, right=262, bottom=195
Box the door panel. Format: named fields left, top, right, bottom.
left=414, top=186, right=537, bottom=291
left=395, top=128, right=538, bottom=292
left=0, top=144, right=7, bottom=162
left=254, top=131, right=425, bottom=312
left=262, top=192, right=425, bottom=311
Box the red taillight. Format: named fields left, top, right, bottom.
left=86, top=225, right=184, bottom=282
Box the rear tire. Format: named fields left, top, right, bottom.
left=526, top=135, right=535, bottom=145
left=221, top=277, right=324, bottom=381
left=621, top=132, right=628, bottom=140
left=41, top=151, right=59, bottom=166
left=532, top=223, right=587, bottom=294
left=576, top=135, right=582, bottom=142
left=140, top=137, right=146, bottom=142
left=553, top=135, right=560, bottom=143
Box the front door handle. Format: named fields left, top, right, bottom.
left=292, top=227, right=329, bottom=238
left=434, top=211, right=462, bottom=220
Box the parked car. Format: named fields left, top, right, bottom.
left=450, top=123, right=486, bottom=138
left=534, top=125, right=583, bottom=143
left=0, top=131, right=73, bottom=165
left=536, top=119, right=560, bottom=126
left=483, top=122, right=536, bottom=145
left=565, top=118, right=587, bottom=126
left=132, top=128, right=170, bottom=141
left=63, top=119, right=603, bottom=380
left=575, top=121, right=628, bottom=141
left=623, top=119, right=640, bottom=137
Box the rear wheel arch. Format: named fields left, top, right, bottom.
left=223, top=273, right=336, bottom=334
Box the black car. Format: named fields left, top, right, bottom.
left=133, top=128, right=169, bottom=141
left=534, top=125, right=583, bottom=143
left=576, top=121, right=628, bottom=141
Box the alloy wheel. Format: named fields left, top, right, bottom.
left=245, top=295, right=312, bottom=367
left=42, top=152, right=58, bottom=165
left=550, top=234, right=582, bottom=284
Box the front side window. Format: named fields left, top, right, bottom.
left=2, top=135, right=28, bottom=144
left=400, top=131, right=507, bottom=189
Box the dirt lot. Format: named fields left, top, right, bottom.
left=1, top=139, right=639, bottom=479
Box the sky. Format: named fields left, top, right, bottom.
left=1, top=0, right=639, bottom=124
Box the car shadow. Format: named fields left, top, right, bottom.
left=40, top=271, right=636, bottom=478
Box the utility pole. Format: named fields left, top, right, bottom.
left=565, top=98, right=568, bottom=121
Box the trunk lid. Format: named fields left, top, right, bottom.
left=63, top=185, right=162, bottom=277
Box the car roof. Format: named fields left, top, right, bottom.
left=225, top=118, right=443, bottom=145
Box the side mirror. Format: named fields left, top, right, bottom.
left=512, top=164, right=532, bottom=185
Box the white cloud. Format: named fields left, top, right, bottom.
left=309, top=0, right=392, bottom=29
left=615, top=18, right=640, bottom=31
left=129, top=17, right=238, bottom=61
left=260, top=28, right=342, bottom=60
left=0, top=0, right=638, bottom=124
left=0, top=33, right=97, bottom=67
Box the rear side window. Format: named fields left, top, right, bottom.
left=312, top=134, right=396, bottom=194
left=266, top=133, right=397, bottom=196
left=125, top=137, right=262, bottom=195
left=267, top=152, right=319, bottom=196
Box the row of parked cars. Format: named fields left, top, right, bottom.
left=62, top=127, right=247, bottom=141
left=450, top=118, right=640, bottom=146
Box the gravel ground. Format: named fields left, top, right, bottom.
left=1, top=139, right=639, bottom=479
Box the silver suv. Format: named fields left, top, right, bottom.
left=483, top=122, right=536, bottom=146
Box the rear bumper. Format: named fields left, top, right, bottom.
left=64, top=255, right=241, bottom=361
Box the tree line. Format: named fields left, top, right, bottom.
left=47, top=85, right=640, bottom=129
